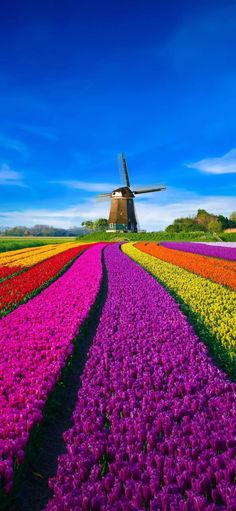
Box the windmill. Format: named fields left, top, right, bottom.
left=96, top=154, right=166, bottom=232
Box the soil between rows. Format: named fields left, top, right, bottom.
left=0, top=247, right=108, bottom=511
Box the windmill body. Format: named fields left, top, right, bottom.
left=97, top=154, right=166, bottom=232
left=108, top=186, right=137, bottom=232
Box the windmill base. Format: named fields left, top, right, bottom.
left=107, top=224, right=138, bottom=233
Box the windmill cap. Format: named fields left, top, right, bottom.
left=112, top=187, right=135, bottom=197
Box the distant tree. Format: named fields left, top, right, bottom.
left=230, top=211, right=236, bottom=223
left=165, top=208, right=235, bottom=234
left=29, top=224, right=67, bottom=236
left=165, top=217, right=204, bottom=233
left=67, top=226, right=89, bottom=236
left=4, top=226, right=28, bottom=236
left=196, top=209, right=214, bottom=229
left=81, top=221, right=94, bottom=230
left=93, top=218, right=108, bottom=231
left=195, top=209, right=209, bottom=224
left=195, top=209, right=224, bottom=232
left=2, top=224, right=89, bottom=237
left=208, top=219, right=222, bottom=234
left=81, top=219, right=108, bottom=231
left=165, top=224, right=177, bottom=233
left=218, top=215, right=229, bottom=231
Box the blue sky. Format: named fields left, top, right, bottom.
left=0, top=0, right=236, bottom=230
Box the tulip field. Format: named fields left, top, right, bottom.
left=0, top=241, right=236, bottom=510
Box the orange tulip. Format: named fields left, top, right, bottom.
left=135, top=242, right=236, bottom=291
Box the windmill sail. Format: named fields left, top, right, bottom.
left=118, top=153, right=130, bottom=188
left=96, top=193, right=111, bottom=202
left=133, top=186, right=166, bottom=195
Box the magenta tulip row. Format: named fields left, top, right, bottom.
left=46, top=244, right=236, bottom=511
left=0, top=244, right=104, bottom=492
left=160, top=241, right=236, bottom=261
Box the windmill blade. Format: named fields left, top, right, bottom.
left=118, top=153, right=130, bottom=188
left=118, top=155, right=126, bottom=187
left=96, top=193, right=111, bottom=203
left=133, top=185, right=166, bottom=195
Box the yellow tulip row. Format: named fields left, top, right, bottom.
left=122, top=243, right=236, bottom=356
left=0, top=244, right=53, bottom=260
left=0, top=242, right=82, bottom=268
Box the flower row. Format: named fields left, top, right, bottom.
left=0, top=241, right=82, bottom=272
left=0, top=243, right=104, bottom=491
left=123, top=244, right=236, bottom=367
left=134, top=242, right=236, bottom=291
left=0, top=242, right=83, bottom=281
left=160, top=241, right=236, bottom=262
left=0, top=245, right=56, bottom=280
left=46, top=244, right=236, bottom=511
left=0, top=264, right=23, bottom=281
left=0, top=244, right=92, bottom=315
left=0, top=244, right=48, bottom=260
left=0, top=244, right=59, bottom=265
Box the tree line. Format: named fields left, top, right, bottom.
left=0, top=224, right=87, bottom=237
left=0, top=212, right=235, bottom=236
left=0, top=219, right=109, bottom=237
left=165, top=210, right=236, bottom=234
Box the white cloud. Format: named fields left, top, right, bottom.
left=135, top=195, right=236, bottom=230
left=0, top=204, right=109, bottom=229
left=0, top=164, right=27, bottom=187
left=52, top=180, right=119, bottom=192
left=187, top=148, right=236, bottom=174
left=0, top=192, right=235, bottom=230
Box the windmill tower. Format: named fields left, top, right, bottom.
left=97, top=154, right=166, bottom=232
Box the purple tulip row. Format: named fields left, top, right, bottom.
left=46, top=244, right=236, bottom=511
left=0, top=244, right=104, bottom=492
left=160, top=241, right=236, bottom=261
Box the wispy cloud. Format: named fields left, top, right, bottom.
left=135, top=194, right=236, bottom=230
left=0, top=164, right=27, bottom=187
left=52, top=180, right=119, bottom=192
left=0, top=204, right=108, bottom=229
left=186, top=148, right=236, bottom=174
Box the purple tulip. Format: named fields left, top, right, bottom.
left=160, top=241, right=236, bottom=261
left=45, top=245, right=236, bottom=510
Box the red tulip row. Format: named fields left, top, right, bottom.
left=0, top=265, right=23, bottom=280
left=0, top=244, right=92, bottom=315
left=0, top=243, right=80, bottom=281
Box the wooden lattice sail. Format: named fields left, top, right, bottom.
left=96, top=154, right=166, bottom=232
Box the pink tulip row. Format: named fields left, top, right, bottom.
left=0, top=243, right=104, bottom=492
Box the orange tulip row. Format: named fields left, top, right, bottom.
left=134, top=242, right=236, bottom=291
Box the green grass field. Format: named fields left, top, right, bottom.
left=0, top=237, right=76, bottom=253
left=1, top=231, right=234, bottom=253
left=76, top=230, right=217, bottom=242
left=220, top=232, right=236, bottom=241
